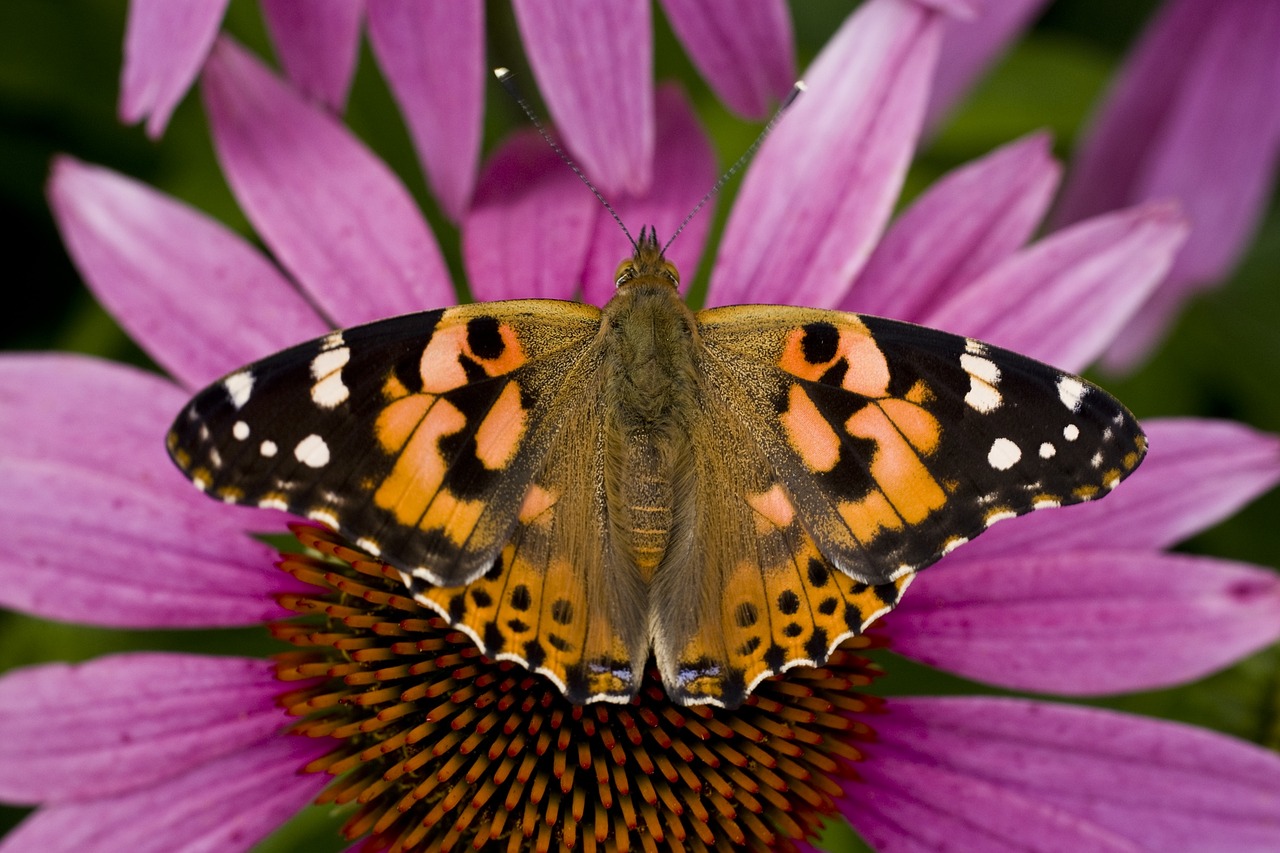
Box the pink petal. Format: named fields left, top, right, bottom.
left=920, top=200, right=1188, bottom=373
left=846, top=131, right=1060, bottom=321
left=47, top=157, right=329, bottom=390
left=511, top=0, right=653, bottom=196
left=580, top=84, right=718, bottom=306
left=462, top=130, right=599, bottom=302
left=1055, top=0, right=1280, bottom=369
left=888, top=552, right=1280, bottom=695
left=0, top=734, right=330, bottom=853
left=367, top=0, right=485, bottom=221
left=202, top=38, right=454, bottom=327
left=707, top=0, right=949, bottom=308
left=119, top=0, right=228, bottom=138
left=658, top=0, right=795, bottom=119
left=0, top=355, right=299, bottom=628
left=960, top=418, right=1280, bottom=559
left=846, top=697, right=1280, bottom=852
left=924, top=0, right=1052, bottom=131
left=260, top=0, right=364, bottom=114
left=0, top=655, right=289, bottom=803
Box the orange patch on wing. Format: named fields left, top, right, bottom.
left=746, top=484, right=796, bottom=533
left=419, top=318, right=529, bottom=395
left=905, top=379, right=933, bottom=406
left=841, top=402, right=946, bottom=537
left=420, top=489, right=485, bottom=546
left=381, top=370, right=410, bottom=402
left=518, top=484, right=558, bottom=525
left=374, top=399, right=466, bottom=525
left=778, top=323, right=890, bottom=397
left=878, top=399, right=942, bottom=455
left=374, top=394, right=434, bottom=453
left=419, top=324, right=472, bottom=393
left=474, top=382, right=528, bottom=470
left=839, top=489, right=902, bottom=541
left=840, top=333, right=891, bottom=397
left=780, top=385, right=840, bottom=472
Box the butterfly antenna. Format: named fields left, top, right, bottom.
left=493, top=67, right=639, bottom=254
left=660, top=80, right=807, bottom=257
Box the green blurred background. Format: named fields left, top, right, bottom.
left=1, top=1, right=1276, bottom=850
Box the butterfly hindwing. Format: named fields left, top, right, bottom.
left=696, top=305, right=1147, bottom=587
left=406, top=367, right=648, bottom=704
left=651, top=374, right=915, bottom=707
left=168, top=300, right=601, bottom=586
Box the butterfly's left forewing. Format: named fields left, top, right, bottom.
left=168, top=300, right=602, bottom=586
left=696, top=305, right=1147, bottom=588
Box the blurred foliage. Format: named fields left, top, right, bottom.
left=0, top=0, right=1276, bottom=850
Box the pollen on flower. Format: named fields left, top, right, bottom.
left=270, top=524, right=888, bottom=853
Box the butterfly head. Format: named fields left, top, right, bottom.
left=615, top=226, right=680, bottom=290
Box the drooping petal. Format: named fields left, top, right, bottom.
left=260, top=0, right=364, bottom=114
left=920, top=200, right=1187, bottom=372
left=367, top=0, right=484, bottom=221
left=658, top=0, right=795, bottom=119
left=960, top=418, right=1280, bottom=559
left=707, top=0, right=951, bottom=308
left=846, top=131, right=1059, bottom=321
left=0, top=734, right=330, bottom=853
left=0, top=655, right=290, bottom=803
left=202, top=38, right=454, bottom=327
left=118, top=0, right=229, bottom=138
left=845, top=698, right=1280, bottom=852
left=888, top=552, right=1280, bottom=695
left=580, top=84, right=718, bottom=306
left=462, top=130, right=598, bottom=302
left=0, top=355, right=298, bottom=628
left=1054, top=0, right=1280, bottom=370
left=924, top=0, right=1051, bottom=131
left=47, top=157, right=328, bottom=390
left=511, top=0, right=653, bottom=196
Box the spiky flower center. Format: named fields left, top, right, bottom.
left=272, top=524, right=886, bottom=852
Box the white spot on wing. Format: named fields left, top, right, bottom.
left=295, top=434, right=330, bottom=468
left=988, top=437, right=1021, bottom=470
left=260, top=440, right=278, bottom=457
left=941, top=537, right=968, bottom=556
left=307, top=508, right=339, bottom=529
left=258, top=496, right=288, bottom=511
left=356, top=537, right=382, bottom=557
left=1033, top=497, right=1061, bottom=510
left=965, top=380, right=1002, bottom=413
left=1064, top=424, right=1080, bottom=441
left=985, top=510, right=1017, bottom=527
left=310, top=347, right=351, bottom=409
left=232, top=421, right=250, bottom=440
left=1039, top=442, right=1056, bottom=459
left=961, top=353, right=1000, bottom=383
left=1057, top=376, right=1087, bottom=411
left=224, top=371, right=254, bottom=409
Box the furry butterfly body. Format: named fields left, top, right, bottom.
left=169, top=232, right=1146, bottom=708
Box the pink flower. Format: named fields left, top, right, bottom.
left=923, top=0, right=1280, bottom=370
left=6, top=1, right=1279, bottom=850
left=118, top=0, right=793, bottom=218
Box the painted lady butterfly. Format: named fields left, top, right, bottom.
left=168, top=229, right=1145, bottom=708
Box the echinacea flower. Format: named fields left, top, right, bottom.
left=924, top=0, right=1280, bottom=370
left=118, top=0, right=793, bottom=218
left=5, top=1, right=1280, bottom=851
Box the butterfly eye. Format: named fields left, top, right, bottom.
left=614, top=260, right=635, bottom=287
left=661, top=261, right=680, bottom=285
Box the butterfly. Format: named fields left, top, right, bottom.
left=168, top=228, right=1146, bottom=709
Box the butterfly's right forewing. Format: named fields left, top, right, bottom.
left=168, top=300, right=602, bottom=587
